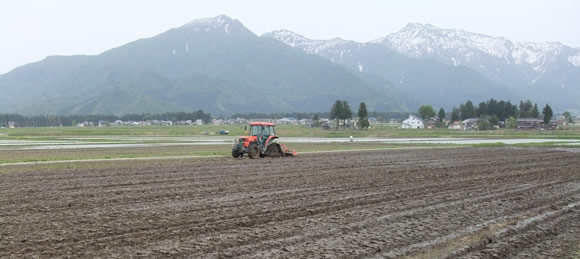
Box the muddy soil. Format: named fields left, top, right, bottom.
left=1, top=147, right=579, bottom=258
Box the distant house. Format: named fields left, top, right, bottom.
left=277, top=117, right=298, bottom=124
left=299, top=119, right=313, bottom=126
left=426, top=119, right=440, bottom=129
left=7, top=121, right=16, bottom=128
left=517, top=118, right=544, bottom=130
left=448, top=121, right=462, bottom=130
left=401, top=115, right=424, bottom=129
left=552, top=119, right=566, bottom=127
left=462, top=118, right=479, bottom=130
left=251, top=119, right=276, bottom=124
left=212, top=119, right=225, bottom=125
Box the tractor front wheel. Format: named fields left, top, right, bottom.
left=248, top=145, right=259, bottom=159
left=232, top=150, right=240, bottom=158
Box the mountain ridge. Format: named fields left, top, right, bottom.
left=1, top=16, right=578, bottom=115
left=265, top=23, right=580, bottom=111
left=0, top=15, right=406, bottom=115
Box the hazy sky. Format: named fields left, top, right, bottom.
left=1, top=0, right=579, bottom=74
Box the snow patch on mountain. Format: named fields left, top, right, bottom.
left=373, top=23, right=513, bottom=59
left=569, top=55, right=580, bottom=66
left=374, top=23, right=576, bottom=73
left=531, top=71, right=544, bottom=84
left=265, top=22, right=579, bottom=90
left=451, top=57, right=459, bottom=66
left=264, top=30, right=354, bottom=56
left=400, top=71, right=405, bottom=84
left=374, top=23, right=513, bottom=59
left=185, top=14, right=230, bottom=27
left=182, top=15, right=252, bottom=36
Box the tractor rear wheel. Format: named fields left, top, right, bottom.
left=248, top=145, right=259, bottom=159
left=265, top=144, right=283, bottom=157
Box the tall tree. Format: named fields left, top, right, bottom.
left=563, top=111, right=573, bottom=124
left=519, top=100, right=533, bottom=118
left=450, top=107, right=460, bottom=122
left=506, top=117, right=517, bottom=129
left=418, top=105, right=436, bottom=121
left=437, top=107, right=446, bottom=122
left=312, top=113, right=320, bottom=127
left=357, top=102, right=369, bottom=130
left=477, top=102, right=488, bottom=117
left=487, top=98, right=498, bottom=116
left=461, top=100, right=476, bottom=120
left=542, top=104, right=553, bottom=126
left=489, top=115, right=499, bottom=126
left=531, top=103, right=540, bottom=119
left=341, top=100, right=353, bottom=128
left=329, top=100, right=343, bottom=129
left=505, top=100, right=518, bottom=120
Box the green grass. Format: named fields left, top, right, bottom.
left=0, top=142, right=460, bottom=164
left=1, top=124, right=580, bottom=139
left=472, top=142, right=507, bottom=147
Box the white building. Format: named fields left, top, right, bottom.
left=401, top=115, right=424, bottom=129
left=448, top=121, right=462, bottom=130
left=462, top=118, right=479, bottom=130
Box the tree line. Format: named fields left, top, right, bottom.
left=446, top=99, right=555, bottom=122
left=1, top=110, right=212, bottom=127
left=416, top=98, right=567, bottom=129
left=230, top=111, right=412, bottom=122
left=448, top=99, right=519, bottom=122
left=327, top=100, right=371, bottom=129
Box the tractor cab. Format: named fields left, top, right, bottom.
left=249, top=123, right=276, bottom=145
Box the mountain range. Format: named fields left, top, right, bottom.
left=1, top=15, right=578, bottom=115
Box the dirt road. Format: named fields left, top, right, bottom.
left=1, top=147, right=579, bottom=258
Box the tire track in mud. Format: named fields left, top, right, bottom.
left=218, top=182, right=580, bottom=258
left=454, top=199, right=580, bottom=259
left=1, top=147, right=579, bottom=258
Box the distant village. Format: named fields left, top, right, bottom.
left=3, top=113, right=570, bottom=131
left=399, top=114, right=572, bottom=130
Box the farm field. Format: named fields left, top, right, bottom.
left=1, top=124, right=579, bottom=164
left=1, top=147, right=579, bottom=258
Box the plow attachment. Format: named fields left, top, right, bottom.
left=280, top=143, right=297, bottom=157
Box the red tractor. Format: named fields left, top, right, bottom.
left=232, top=122, right=296, bottom=159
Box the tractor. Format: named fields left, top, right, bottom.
left=232, top=122, right=296, bottom=159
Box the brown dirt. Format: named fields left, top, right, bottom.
left=1, top=147, right=579, bottom=258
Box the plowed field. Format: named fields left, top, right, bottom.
left=1, top=147, right=579, bottom=258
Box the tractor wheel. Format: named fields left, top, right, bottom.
left=232, top=149, right=240, bottom=158
left=265, top=144, right=282, bottom=158
left=248, top=145, right=259, bottom=159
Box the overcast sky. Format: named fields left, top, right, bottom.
left=1, top=0, right=578, bottom=74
